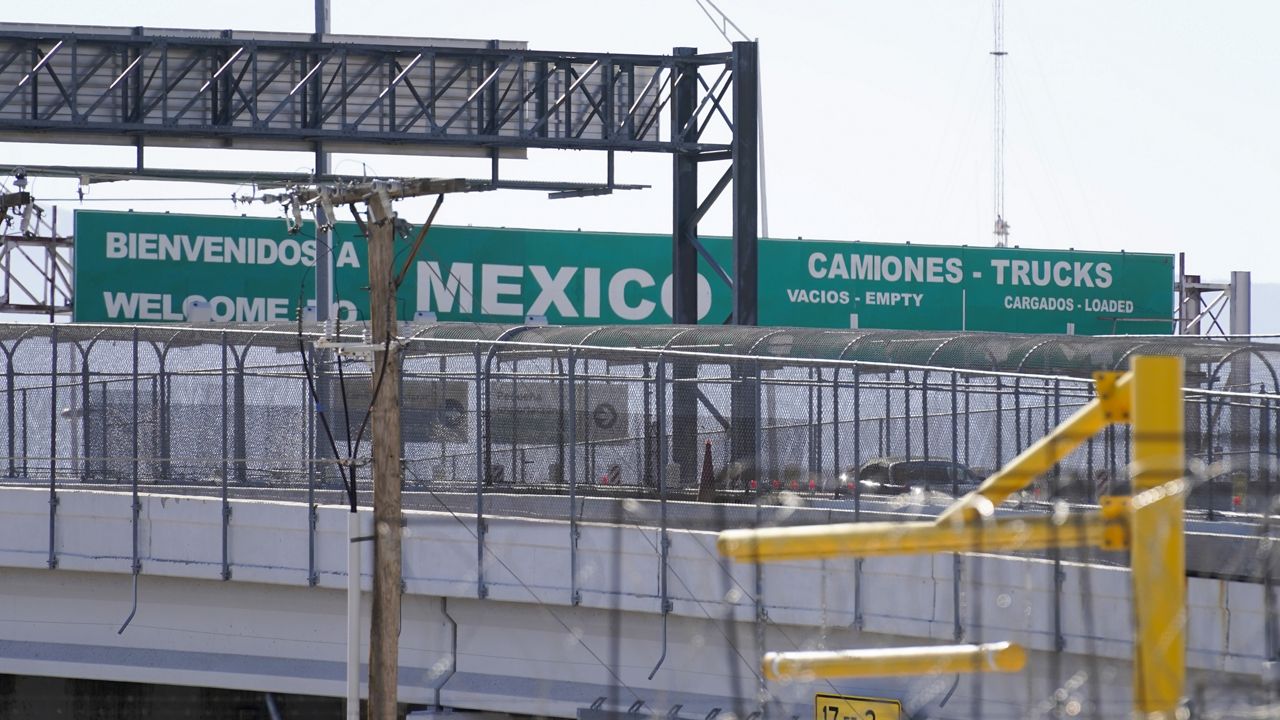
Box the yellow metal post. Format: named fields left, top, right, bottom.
left=1129, top=355, right=1185, bottom=716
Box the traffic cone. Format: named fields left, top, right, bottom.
left=698, top=439, right=716, bottom=503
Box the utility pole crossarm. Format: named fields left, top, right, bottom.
left=294, top=178, right=472, bottom=208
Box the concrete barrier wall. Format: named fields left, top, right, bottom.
left=0, top=486, right=1272, bottom=718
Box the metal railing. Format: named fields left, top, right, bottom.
left=1, top=323, right=1276, bottom=506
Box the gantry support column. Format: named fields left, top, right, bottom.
left=729, top=41, right=760, bottom=472
left=670, top=46, right=700, bottom=487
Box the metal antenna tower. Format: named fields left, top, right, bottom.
left=991, top=0, right=1010, bottom=247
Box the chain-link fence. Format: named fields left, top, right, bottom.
left=2, top=322, right=1277, bottom=514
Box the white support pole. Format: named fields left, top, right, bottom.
left=347, top=510, right=361, bottom=720
left=1229, top=270, right=1251, bottom=336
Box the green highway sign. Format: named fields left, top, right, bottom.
left=759, top=239, right=1174, bottom=334
left=73, top=210, right=732, bottom=325
left=73, top=210, right=1173, bottom=335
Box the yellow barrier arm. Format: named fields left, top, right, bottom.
left=936, top=371, right=1131, bottom=524
left=763, top=642, right=1026, bottom=681
left=714, top=356, right=1186, bottom=715
left=717, top=509, right=1125, bottom=562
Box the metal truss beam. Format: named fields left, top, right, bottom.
left=0, top=24, right=736, bottom=157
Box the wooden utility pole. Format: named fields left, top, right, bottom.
left=298, top=177, right=467, bottom=720
left=365, top=192, right=402, bottom=720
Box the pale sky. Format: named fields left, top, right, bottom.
left=5, top=1, right=1279, bottom=287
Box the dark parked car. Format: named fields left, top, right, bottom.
left=836, top=457, right=983, bottom=497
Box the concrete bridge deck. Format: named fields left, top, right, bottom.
left=1, top=485, right=1276, bottom=718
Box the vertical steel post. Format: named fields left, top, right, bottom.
left=233, top=351, right=247, bottom=486
left=99, top=383, right=107, bottom=480
left=129, top=330, right=140, bottom=545
left=567, top=349, right=580, bottom=605
left=643, top=361, right=653, bottom=488
left=21, top=390, right=27, bottom=477
left=951, top=371, right=963, bottom=642
left=731, top=40, right=759, bottom=326
left=883, top=372, right=891, bottom=458
left=221, top=333, right=231, bottom=580
left=852, top=366, right=863, bottom=630
left=671, top=46, right=700, bottom=489
left=648, top=357, right=672, bottom=679
left=921, top=371, right=930, bottom=463
left=815, top=368, right=824, bottom=479
left=1014, top=377, right=1023, bottom=458
left=832, top=369, right=841, bottom=488
left=1263, top=397, right=1277, bottom=661
left=853, top=368, right=861, bottom=514
left=117, top=328, right=142, bottom=633
left=1228, top=271, right=1252, bottom=476
left=557, top=351, right=566, bottom=486
left=510, top=359, right=518, bottom=484
left=584, top=367, right=595, bottom=486
left=903, top=372, right=912, bottom=461
left=1130, top=355, right=1186, bottom=715
left=656, top=358, right=671, bottom=619
left=751, top=360, right=767, bottom=719
left=1229, top=271, right=1251, bottom=336
left=473, top=344, right=486, bottom=598
left=656, top=359, right=668, bottom=487
left=306, top=345, right=318, bottom=587
left=1052, top=378, right=1065, bottom=659
left=963, top=375, right=971, bottom=470
left=157, top=356, right=169, bottom=479
left=995, top=377, right=1004, bottom=468
left=47, top=325, right=58, bottom=568
left=6, top=357, right=14, bottom=479
left=79, top=354, right=89, bottom=482
left=671, top=46, right=699, bottom=324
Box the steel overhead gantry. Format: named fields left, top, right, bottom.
left=0, top=24, right=754, bottom=205
left=0, top=22, right=761, bottom=476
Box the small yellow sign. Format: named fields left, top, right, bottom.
left=815, top=692, right=902, bottom=720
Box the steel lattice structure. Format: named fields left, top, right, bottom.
left=0, top=24, right=759, bottom=323
left=0, top=24, right=736, bottom=156
left=0, top=23, right=761, bottom=466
